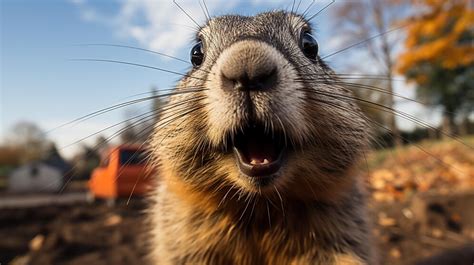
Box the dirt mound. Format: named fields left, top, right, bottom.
left=1, top=200, right=148, bottom=265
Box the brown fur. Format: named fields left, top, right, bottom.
left=147, top=11, right=376, bottom=265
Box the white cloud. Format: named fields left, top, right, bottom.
left=116, top=1, right=203, bottom=56
left=70, top=0, right=108, bottom=24
left=69, top=0, right=85, bottom=4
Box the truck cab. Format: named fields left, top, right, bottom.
left=88, top=146, right=154, bottom=200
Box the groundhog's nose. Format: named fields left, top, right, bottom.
left=220, top=41, right=279, bottom=91
left=222, top=67, right=278, bottom=92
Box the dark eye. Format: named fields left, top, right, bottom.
left=190, top=41, right=204, bottom=67
left=300, top=31, right=318, bottom=60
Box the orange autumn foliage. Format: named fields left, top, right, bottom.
left=397, top=0, right=474, bottom=83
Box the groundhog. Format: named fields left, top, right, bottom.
left=148, top=10, right=375, bottom=265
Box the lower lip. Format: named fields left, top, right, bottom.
left=233, top=147, right=286, bottom=177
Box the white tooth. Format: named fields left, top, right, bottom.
left=263, top=159, right=269, bottom=164
left=250, top=159, right=258, bottom=165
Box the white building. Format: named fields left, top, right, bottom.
left=8, top=162, right=63, bottom=193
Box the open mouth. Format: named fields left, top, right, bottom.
left=232, top=124, right=286, bottom=178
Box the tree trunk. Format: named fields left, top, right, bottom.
left=441, top=113, right=455, bottom=139
left=458, top=115, right=469, bottom=136
left=428, top=127, right=438, bottom=140
left=371, top=0, right=402, bottom=147
left=386, top=77, right=402, bottom=146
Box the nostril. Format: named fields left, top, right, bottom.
left=221, top=72, right=241, bottom=87
left=222, top=67, right=278, bottom=92
left=255, top=68, right=278, bottom=88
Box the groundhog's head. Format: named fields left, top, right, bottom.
left=152, top=11, right=370, bottom=206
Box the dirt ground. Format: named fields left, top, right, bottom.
left=1, top=199, right=148, bottom=265
left=1, top=191, right=473, bottom=265
left=370, top=191, right=474, bottom=264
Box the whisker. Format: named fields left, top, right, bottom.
left=156, top=103, right=206, bottom=132
left=113, top=142, right=152, bottom=205
left=154, top=105, right=208, bottom=169
left=274, top=186, right=285, bottom=217
left=173, top=0, right=203, bottom=30
left=248, top=195, right=258, bottom=223
left=306, top=0, right=335, bottom=22
left=368, top=118, right=468, bottom=175
left=238, top=192, right=253, bottom=222
left=306, top=73, right=406, bottom=82
left=112, top=113, right=173, bottom=189
left=266, top=199, right=272, bottom=228
left=75, top=43, right=214, bottom=75
left=321, top=25, right=406, bottom=60
left=298, top=94, right=469, bottom=173
left=46, top=87, right=206, bottom=134
left=296, top=74, right=463, bottom=123
left=293, top=0, right=304, bottom=14
left=117, top=87, right=185, bottom=101
left=69, top=59, right=210, bottom=82
left=198, top=0, right=210, bottom=21
left=298, top=87, right=473, bottom=149
left=75, top=43, right=189, bottom=63
left=291, top=0, right=297, bottom=14
left=126, top=176, right=141, bottom=205
left=61, top=96, right=204, bottom=151
left=217, top=185, right=235, bottom=209
left=301, top=0, right=316, bottom=17
left=60, top=97, right=205, bottom=192
left=295, top=78, right=424, bottom=106
left=201, top=0, right=211, bottom=19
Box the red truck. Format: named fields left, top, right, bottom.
left=88, top=145, right=154, bottom=200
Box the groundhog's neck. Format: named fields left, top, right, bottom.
left=166, top=176, right=364, bottom=230
left=155, top=179, right=372, bottom=263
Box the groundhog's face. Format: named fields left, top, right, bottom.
left=152, top=11, right=369, bottom=202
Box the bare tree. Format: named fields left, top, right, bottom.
left=120, top=120, right=141, bottom=144
left=70, top=143, right=101, bottom=180
left=94, top=135, right=110, bottom=156
left=6, top=121, right=50, bottom=162
left=353, top=78, right=392, bottom=136
left=120, top=86, right=166, bottom=145
left=333, top=0, right=408, bottom=146
left=151, top=86, right=166, bottom=124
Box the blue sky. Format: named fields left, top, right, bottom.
left=1, top=0, right=431, bottom=157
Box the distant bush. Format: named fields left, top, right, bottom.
left=0, top=146, right=22, bottom=167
